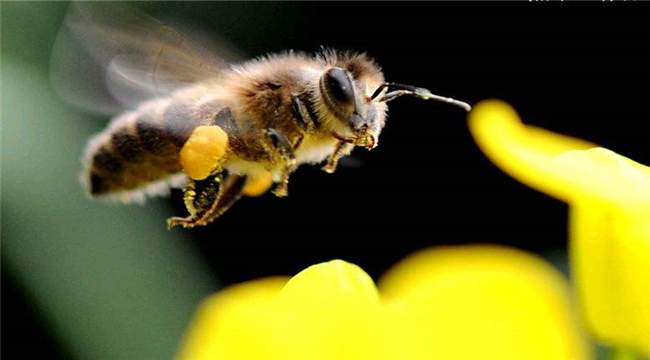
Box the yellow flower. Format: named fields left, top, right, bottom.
left=468, top=100, right=650, bottom=356
left=178, top=246, right=590, bottom=360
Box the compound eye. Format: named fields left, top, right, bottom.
left=325, top=67, right=355, bottom=105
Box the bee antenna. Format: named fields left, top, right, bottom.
left=369, top=82, right=472, bottom=112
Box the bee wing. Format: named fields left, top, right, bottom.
left=51, top=2, right=242, bottom=116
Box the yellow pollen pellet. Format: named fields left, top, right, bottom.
left=242, top=171, right=274, bottom=197
left=180, top=125, right=229, bottom=180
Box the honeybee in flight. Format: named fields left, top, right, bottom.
left=52, top=3, right=471, bottom=228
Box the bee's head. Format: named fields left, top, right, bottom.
left=315, top=51, right=471, bottom=149
left=318, top=65, right=387, bottom=149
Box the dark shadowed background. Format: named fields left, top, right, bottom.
left=2, top=1, right=648, bottom=359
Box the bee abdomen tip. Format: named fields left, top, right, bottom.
left=89, top=173, right=110, bottom=195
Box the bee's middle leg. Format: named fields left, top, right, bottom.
left=263, top=128, right=297, bottom=197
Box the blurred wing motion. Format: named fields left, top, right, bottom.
left=51, top=2, right=241, bottom=115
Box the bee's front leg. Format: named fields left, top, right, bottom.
left=324, top=124, right=376, bottom=173
left=167, top=168, right=247, bottom=228
left=263, top=128, right=297, bottom=197
left=288, top=95, right=318, bottom=151
left=323, top=141, right=354, bottom=174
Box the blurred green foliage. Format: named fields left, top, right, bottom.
left=1, top=2, right=217, bottom=358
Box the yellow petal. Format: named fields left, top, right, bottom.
left=614, top=213, right=650, bottom=356
left=180, top=125, right=229, bottom=180
left=178, top=261, right=387, bottom=360
left=571, top=203, right=650, bottom=356
left=468, top=100, right=650, bottom=208
left=279, top=259, right=380, bottom=307
left=469, top=100, right=650, bottom=356
left=276, top=260, right=385, bottom=360
left=468, top=100, right=596, bottom=202
left=380, top=245, right=591, bottom=360
left=179, top=251, right=593, bottom=360
left=176, top=277, right=289, bottom=360
left=554, top=148, right=650, bottom=210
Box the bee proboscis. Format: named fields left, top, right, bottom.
left=52, top=3, right=471, bottom=228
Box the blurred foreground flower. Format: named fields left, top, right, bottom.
left=468, top=100, right=650, bottom=356
left=178, top=246, right=590, bottom=360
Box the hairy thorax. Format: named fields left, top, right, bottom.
left=212, top=57, right=352, bottom=181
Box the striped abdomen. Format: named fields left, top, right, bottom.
left=85, top=89, right=224, bottom=199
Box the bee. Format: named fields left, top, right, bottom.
left=52, top=3, right=471, bottom=228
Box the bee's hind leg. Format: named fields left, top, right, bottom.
left=167, top=168, right=247, bottom=229
left=195, top=173, right=247, bottom=226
